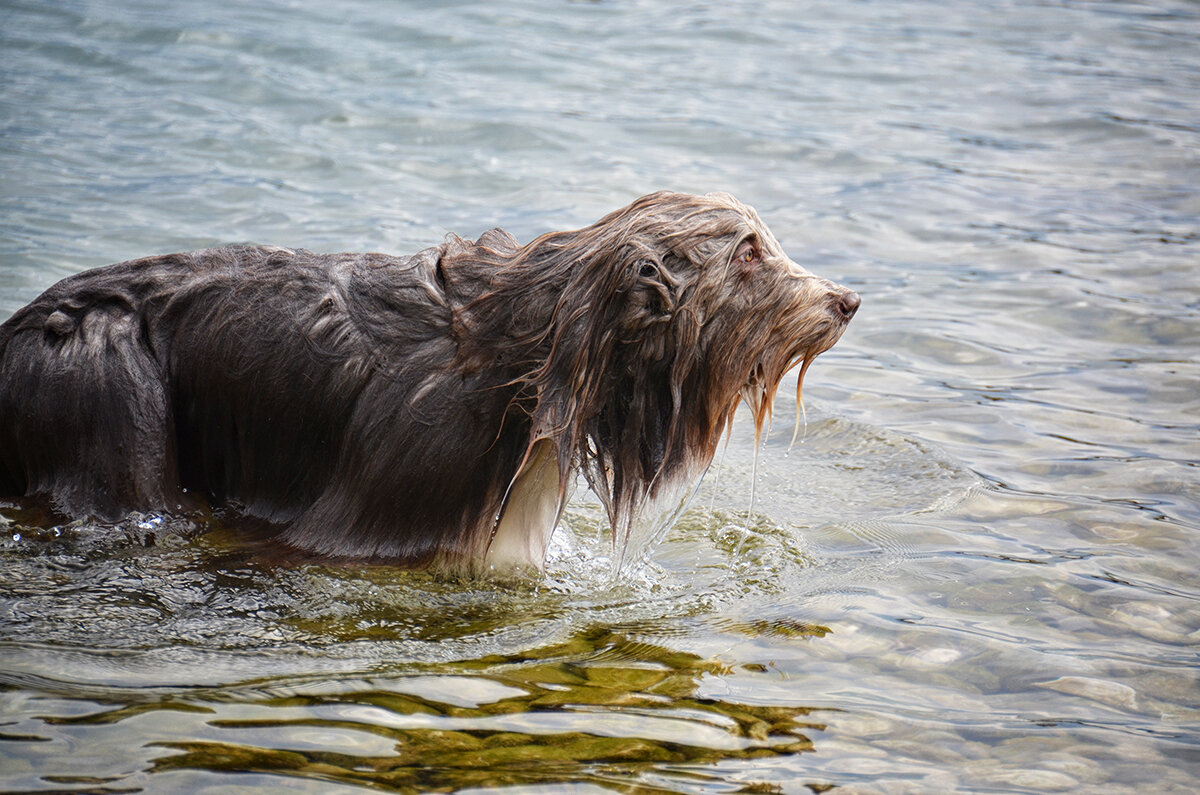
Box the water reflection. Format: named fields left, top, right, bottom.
left=3, top=546, right=834, bottom=790
left=141, top=629, right=823, bottom=791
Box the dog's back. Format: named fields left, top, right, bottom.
left=0, top=243, right=531, bottom=564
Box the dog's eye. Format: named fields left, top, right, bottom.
left=735, top=245, right=759, bottom=265
left=639, top=261, right=659, bottom=279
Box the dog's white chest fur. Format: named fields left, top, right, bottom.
left=485, top=439, right=564, bottom=570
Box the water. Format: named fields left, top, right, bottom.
left=1, top=0, right=1198, bottom=791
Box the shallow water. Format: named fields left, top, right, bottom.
left=1, top=0, right=1198, bottom=792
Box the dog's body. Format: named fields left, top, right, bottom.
left=0, top=192, right=858, bottom=571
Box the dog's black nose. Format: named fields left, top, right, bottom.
left=836, top=290, right=861, bottom=319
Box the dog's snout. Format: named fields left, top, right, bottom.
left=835, top=290, right=860, bottom=320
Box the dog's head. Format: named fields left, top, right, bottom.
left=583, top=191, right=859, bottom=439
left=450, top=191, right=858, bottom=562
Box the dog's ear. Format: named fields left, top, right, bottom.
left=627, top=250, right=679, bottom=319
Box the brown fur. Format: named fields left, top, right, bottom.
left=0, top=192, right=858, bottom=572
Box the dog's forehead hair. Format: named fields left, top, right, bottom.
left=614, top=191, right=784, bottom=263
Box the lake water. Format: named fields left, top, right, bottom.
left=1, top=0, right=1198, bottom=792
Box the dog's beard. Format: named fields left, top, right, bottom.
left=737, top=339, right=831, bottom=448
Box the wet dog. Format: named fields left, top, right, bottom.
left=0, top=192, right=858, bottom=571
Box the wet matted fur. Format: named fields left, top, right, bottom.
left=0, top=192, right=859, bottom=572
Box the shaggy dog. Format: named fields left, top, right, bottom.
left=0, top=192, right=858, bottom=572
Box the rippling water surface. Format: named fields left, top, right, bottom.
left=2, top=1, right=1198, bottom=792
